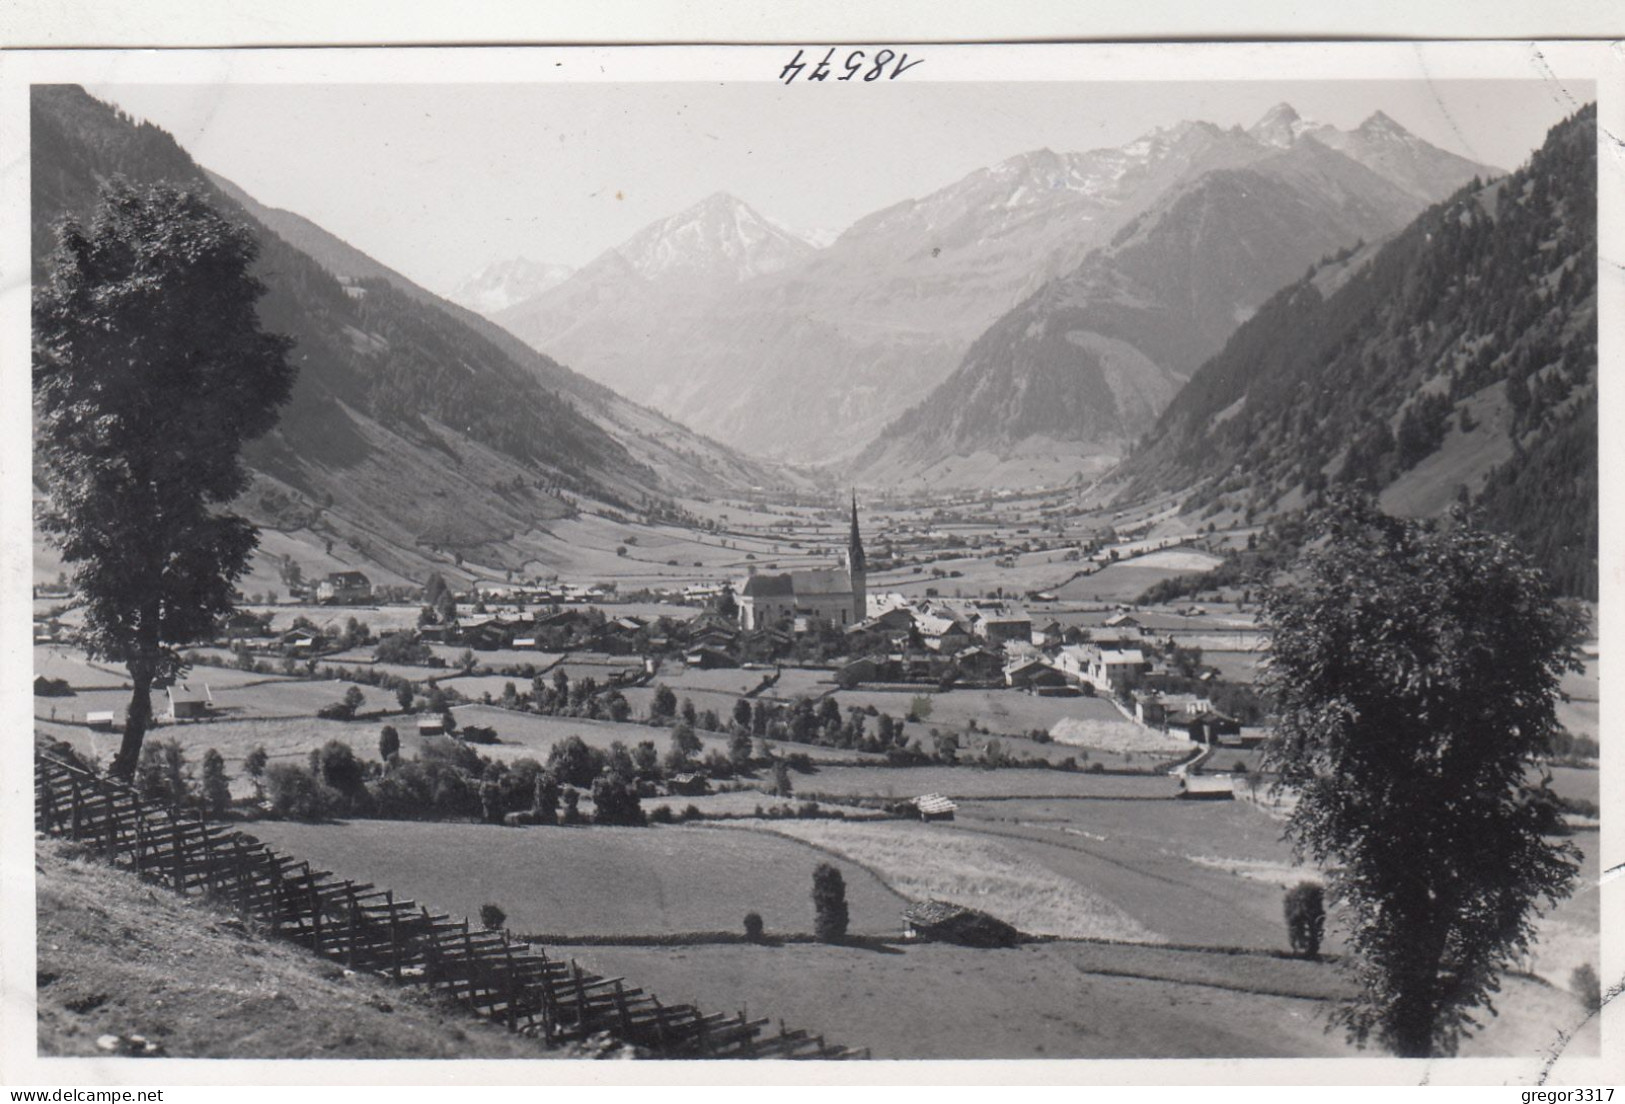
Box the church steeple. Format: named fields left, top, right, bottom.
left=846, top=490, right=867, bottom=622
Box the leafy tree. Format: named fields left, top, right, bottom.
left=591, top=772, right=646, bottom=826
left=771, top=760, right=793, bottom=798
left=651, top=684, right=677, bottom=720
left=1260, top=496, right=1583, bottom=1057
left=733, top=698, right=753, bottom=729
left=199, top=748, right=231, bottom=817
left=34, top=180, right=296, bottom=777
left=243, top=745, right=268, bottom=799
left=379, top=724, right=401, bottom=762
left=812, top=863, right=849, bottom=943
left=316, top=739, right=366, bottom=799
left=1283, top=882, right=1326, bottom=958
left=631, top=740, right=661, bottom=779
left=671, top=722, right=703, bottom=762
left=546, top=735, right=604, bottom=788
left=479, top=902, right=507, bottom=932
left=743, top=910, right=765, bottom=942
left=728, top=727, right=754, bottom=770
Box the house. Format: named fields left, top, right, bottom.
left=836, top=656, right=881, bottom=685
left=1005, top=658, right=1069, bottom=692
left=280, top=629, right=320, bottom=655
left=166, top=683, right=212, bottom=720
left=1104, top=612, right=1142, bottom=630
left=417, top=717, right=447, bottom=737
left=668, top=773, right=710, bottom=797
left=86, top=710, right=117, bottom=731
left=685, top=646, right=738, bottom=670
left=1169, top=710, right=1243, bottom=746
left=1092, top=648, right=1148, bottom=693
left=951, top=646, right=1005, bottom=685
left=317, top=570, right=372, bottom=605
left=914, top=793, right=958, bottom=822
left=1177, top=773, right=1236, bottom=801
left=973, top=612, right=1032, bottom=648
left=913, top=612, right=972, bottom=653
left=1134, top=691, right=1214, bottom=727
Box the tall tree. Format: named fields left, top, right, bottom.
left=34, top=180, right=295, bottom=778
left=1260, top=495, right=1583, bottom=1057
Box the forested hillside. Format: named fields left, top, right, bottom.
left=1115, top=105, right=1596, bottom=598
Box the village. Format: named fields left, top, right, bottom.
left=30, top=489, right=1601, bottom=1059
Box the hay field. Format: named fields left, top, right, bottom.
left=243, top=819, right=908, bottom=938
left=1050, top=716, right=1192, bottom=755
left=785, top=765, right=1172, bottom=800
left=738, top=820, right=1158, bottom=942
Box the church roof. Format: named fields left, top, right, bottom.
left=790, top=569, right=851, bottom=597
left=741, top=573, right=795, bottom=598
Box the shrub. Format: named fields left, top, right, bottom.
left=264, top=762, right=331, bottom=820
left=812, top=862, right=849, bottom=943
left=1087, top=761, right=1106, bottom=774
left=1570, top=963, right=1602, bottom=1013
left=460, top=724, right=500, bottom=745
left=743, top=911, right=765, bottom=942
left=480, top=902, right=507, bottom=932
left=1284, top=881, right=1326, bottom=958
left=34, top=675, right=73, bottom=697
left=681, top=803, right=703, bottom=822
left=647, top=805, right=675, bottom=824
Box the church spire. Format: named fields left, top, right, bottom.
left=847, top=490, right=866, bottom=574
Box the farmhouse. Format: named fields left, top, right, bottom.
left=685, top=646, right=737, bottom=670
left=166, top=683, right=212, bottom=720
left=972, top=611, right=1033, bottom=647
left=1169, top=710, right=1243, bottom=746
left=1134, top=691, right=1214, bottom=727
left=317, top=570, right=372, bottom=604
left=1177, top=773, right=1236, bottom=801
left=1005, top=657, right=1069, bottom=691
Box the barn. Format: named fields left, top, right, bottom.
left=914, top=793, right=958, bottom=822
left=901, top=901, right=1021, bottom=947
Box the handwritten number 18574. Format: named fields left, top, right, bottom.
left=779, top=48, right=924, bottom=84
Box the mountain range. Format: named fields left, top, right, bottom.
left=31, top=85, right=786, bottom=588
left=1112, top=104, right=1597, bottom=598
left=487, top=105, right=1498, bottom=472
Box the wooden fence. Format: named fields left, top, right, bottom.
left=34, top=754, right=865, bottom=1060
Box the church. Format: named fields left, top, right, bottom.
left=736, top=495, right=867, bottom=631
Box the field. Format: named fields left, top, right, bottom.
left=740, top=820, right=1157, bottom=941
left=560, top=939, right=1593, bottom=1060
left=784, top=765, right=1175, bottom=800
left=243, top=819, right=909, bottom=938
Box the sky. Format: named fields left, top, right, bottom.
left=88, top=79, right=1586, bottom=298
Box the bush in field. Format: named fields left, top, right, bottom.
left=1284, top=882, right=1326, bottom=959
left=591, top=773, right=646, bottom=826
left=317, top=685, right=366, bottom=721
left=680, top=803, right=703, bottom=822
left=812, top=862, right=849, bottom=943
left=651, top=683, right=678, bottom=720
left=647, top=804, right=675, bottom=824
left=459, top=724, right=499, bottom=745
left=264, top=762, right=331, bottom=820
left=1570, top=963, right=1602, bottom=1013
left=34, top=675, right=73, bottom=697
left=479, top=902, right=507, bottom=932
left=199, top=748, right=231, bottom=817
left=743, top=911, right=765, bottom=942
left=379, top=725, right=400, bottom=762
left=375, top=632, right=434, bottom=666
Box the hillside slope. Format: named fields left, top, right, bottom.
left=31, top=85, right=782, bottom=588
left=852, top=127, right=1480, bottom=488
left=1113, top=105, right=1597, bottom=598
left=36, top=837, right=554, bottom=1059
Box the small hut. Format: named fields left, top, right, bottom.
left=914, top=793, right=958, bottom=822
left=901, top=901, right=1021, bottom=947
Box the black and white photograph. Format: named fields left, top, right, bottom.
left=2, top=36, right=1619, bottom=1087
